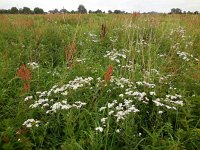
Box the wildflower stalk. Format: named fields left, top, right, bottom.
left=104, top=64, right=113, bottom=82
left=17, top=64, right=31, bottom=92
left=66, top=40, right=77, bottom=69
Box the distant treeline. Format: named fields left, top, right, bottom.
left=170, top=8, right=199, bottom=14
left=0, top=7, right=44, bottom=14
left=0, top=5, right=130, bottom=14
left=0, top=5, right=199, bottom=14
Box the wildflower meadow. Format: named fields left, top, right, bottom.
left=0, top=14, right=200, bottom=149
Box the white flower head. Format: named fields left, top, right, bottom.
left=95, top=127, right=103, bottom=132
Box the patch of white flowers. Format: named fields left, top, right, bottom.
left=86, top=32, right=99, bottom=43
left=23, top=75, right=184, bottom=134
left=27, top=62, right=39, bottom=70
left=125, top=81, right=184, bottom=110
left=95, top=98, right=139, bottom=132
left=23, top=77, right=93, bottom=126
left=46, top=100, right=87, bottom=113
left=110, top=36, right=118, bottom=43
left=104, top=49, right=128, bottom=63
left=23, top=119, right=40, bottom=128
left=169, top=26, right=186, bottom=38
left=27, top=77, right=93, bottom=111
left=76, top=58, right=86, bottom=63
left=24, top=96, right=33, bottom=101
left=95, top=127, right=103, bottom=132
left=136, top=81, right=156, bottom=89
left=110, top=76, right=133, bottom=88
left=177, top=51, right=198, bottom=62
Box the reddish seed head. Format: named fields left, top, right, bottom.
left=17, top=64, right=31, bottom=81
left=104, top=65, right=113, bottom=81
left=66, top=41, right=77, bottom=68
left=17, top=64, right=31, bottom=92
left=23, top=82, right=30, bottom=92
left=72, top=40, right=77, bottom=54
left=66, top=47, right=72, bottom=62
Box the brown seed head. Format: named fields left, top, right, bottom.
left=104, top=65, right=113, bottom=81
left=17, top=64, right=31, bottom=81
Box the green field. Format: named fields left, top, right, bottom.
left=0, top=14, right=200, bottom=149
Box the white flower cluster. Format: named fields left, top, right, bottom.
left=165, top=94, right=183, bottom=106
left=22, top=77, right=92, bottom=128
left=87, top=32, right=99, bottom=43
left=95, top=127, right=103, bottom=132
left=136, top=81, right=156, bottom=89
left=170, top=26, right=185, bottom=37
left=46, top=100, right=87, bottom=113
left=177, top=51, right=198, bottom=62
left=24, top=96, right=33, bottom=101
left=27, top=62, right=39, bottom=70
left=125, top=89, right=148, bottom=103
left=29, top=98, right=49, bottom=109
left=137, top=39, right=148, bottom=46
left=104, top=49, right=128, bottom=63
left=96, top=99, right=139, bottom=132
left=151, top=69, right=160, bottom=75
left=153, top=94, right=183, bottom=110
left=109, top=36, right=118, bottom=43
left=143, top=69, right=160, bottom=79
left=26, top=76, right=93, bottom=112
left=110, top=76, right=133, bottom=88
left=22, top=119, right=40, bottom=128
left=114, top=100, right=139, bottom=122
left=124, top=80, right=184, bottom=110
left=159, top=54, right=167, bottom=58
left=66, top=77, right=93, bottom=90
left=39, top=77, right=93, bottom=97
left=76, top=58, right=86, bottom=63
left=121, top=61, right=134, bottom=71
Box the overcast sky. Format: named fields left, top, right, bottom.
left=0, top=0, right=200, bottom=13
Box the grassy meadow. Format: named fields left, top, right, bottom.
left=0, top=14, right=200, bottom=149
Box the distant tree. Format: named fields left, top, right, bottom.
left=0, top=9, right=8, bottom=14
left=22, top=7, right=32, bottom=14
left=95, top=9, right=102, bottom=14
left=177, top=8, right=182, bottom=14
left=54, top=9, right=59, bottom=13
left=60, top=8, right=68, bottom=14
left=171, top=8, right=182, bottom=14
left=194, top=11, right=199, bottom=14
left=34, top=7, right=44, bottom=14
left=170, top=8, right=175, bottom=14
left=183, top=11, right=187, bottom=14
left=114, top=10, right=121, bottom=14
left=71, top=10, right=76, bottom=14
left=11, top=7, right=18, bottom=14
left=88, top=10, right=92, bottom=14
left=108, top=10, right=112, bottom=14
left=49, top=9, right=59, bottom=14
left=187, top=11, right=192, bottom=14
left=148, top=11, right=158, bottom=14
left=78, top=5, right=87, bottom=14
